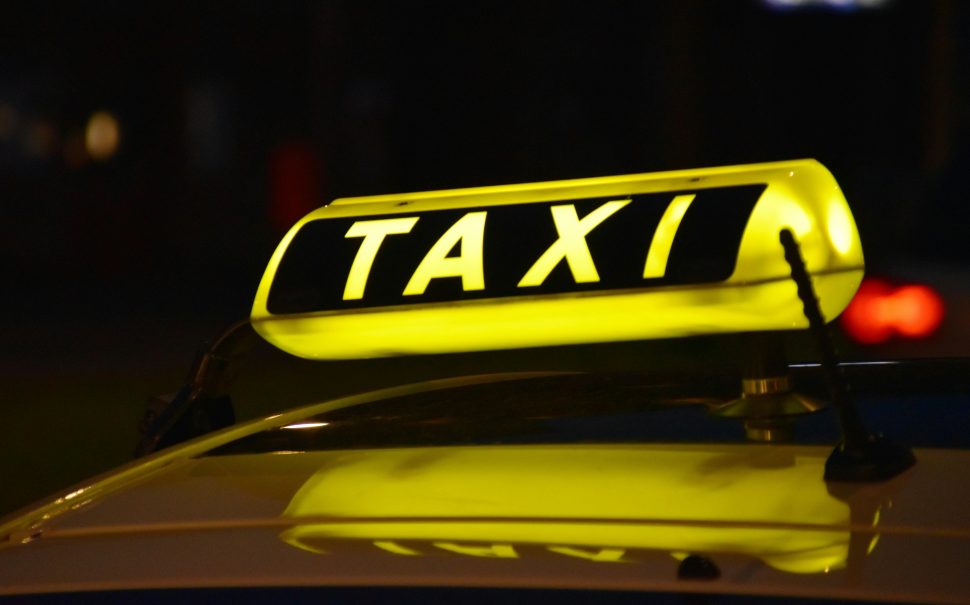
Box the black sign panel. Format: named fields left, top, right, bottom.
left=267, top=184, right=765, bottom=314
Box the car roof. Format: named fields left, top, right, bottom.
left=2, top=372, right=970, bottom=603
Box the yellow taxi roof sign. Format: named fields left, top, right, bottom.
left=252, top=159, right=863, bottom=359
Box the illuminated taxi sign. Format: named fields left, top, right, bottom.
left=252, top=159, right=863, bottom=359
left=267, top=186, right=762, bottom=311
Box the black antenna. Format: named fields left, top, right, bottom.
left=779, top=229, right=915, bottom=482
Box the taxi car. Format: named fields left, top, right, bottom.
left=2, top=160, right=970, bottom=604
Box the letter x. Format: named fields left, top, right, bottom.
left=518, top=200, right=630, bottom=287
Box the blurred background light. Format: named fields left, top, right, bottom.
left=762, top=0, right=890, bottom=11
left=85, top=110, right=120, bottom=161
left=269, top=142, right=324, bottom=233
left=892, top=285, right=946, bottom=338
left=841, top=278, right=945, bottom=344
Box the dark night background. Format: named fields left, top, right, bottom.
left=3, top=0, right=970, bottom=514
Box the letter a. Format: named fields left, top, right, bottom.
left=403, top=211, right=487, bottom=296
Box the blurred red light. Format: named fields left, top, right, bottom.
left=840, top=279, right=945, bottom=344
left=891, top=285, right=944, bottom=338
left=841, top=279, right=894, bottom=344
left=269, top=142, right=324, bottom=233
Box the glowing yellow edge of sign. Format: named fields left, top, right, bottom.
left=278, top=444, right=852, bottom=574
left=251, top=159, right=863, bottom=359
